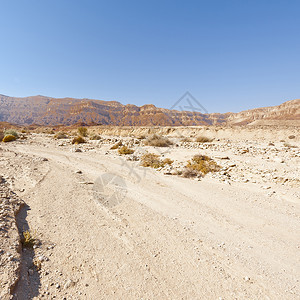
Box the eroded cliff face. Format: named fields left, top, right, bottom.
left=227, top=99, right=300, bottom=125
left=0, top=94, right=299, bottom=126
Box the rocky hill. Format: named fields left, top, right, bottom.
left=0, top=94, right=299, bottom=126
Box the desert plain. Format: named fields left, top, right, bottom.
left=0, top=125, right=299, bottom=299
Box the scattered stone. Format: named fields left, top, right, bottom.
left=64, top=279, right=75, bottom=289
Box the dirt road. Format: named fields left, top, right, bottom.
left=1, top=135, right=299, bottom=299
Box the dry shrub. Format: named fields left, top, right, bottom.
left=141, top=153, right=163, bottom=168
left=78, top=127, right=88, bottom=137
left=283, top=142, right=297, bottom=148
left=141, top=153, right=173, bottom=168
left=137, top=135, right=146, bottom=140
left=288, top=135, right=296, bottom=139
left=182, top=137, right=192, bottom=142
left=5, top=129, right=19, bottom=138
left=22, top=230, right=35, bottom=248
left=186, top=154, right=220, bottom=175
left=3, top=134, right=17, bottom=142
left=54, top=132, right=68, bottom=139
left=0, top=131, right=4, bottom=142
left=195, top=136, right=213, bottom=143
left=72, top=136, right=86, bottom=144
left=182, top=168, right=199, bottom=178
left=145, top=134, right=173, bottom=147
left=118, top=146, right=134, bottom=155
left=90, top=134, right=101, bottom=140
left=111, top=141, right=122, bottom=149
left=162, top=158, right=173, bottom=165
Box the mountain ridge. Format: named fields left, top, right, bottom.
left=0, top=94, right=299, bottom=126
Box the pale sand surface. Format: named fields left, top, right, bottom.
left=0, top=128, right=299, bottom=299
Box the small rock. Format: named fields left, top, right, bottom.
left=64, top=279, right=75, bottom=289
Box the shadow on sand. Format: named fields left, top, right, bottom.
left=13, top=204, right=41, bottom=300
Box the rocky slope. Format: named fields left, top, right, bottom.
left=0, top=94, right=299, bottom=126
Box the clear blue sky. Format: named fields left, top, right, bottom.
left=0, top=0, right=299, bottom=113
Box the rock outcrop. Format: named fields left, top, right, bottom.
left=0, top=94, right=299, bottom=126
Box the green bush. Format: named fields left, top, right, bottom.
left=4, top=129, right=19, bottom=138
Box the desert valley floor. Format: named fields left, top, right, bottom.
left=0, top=126, right=299, bottom=299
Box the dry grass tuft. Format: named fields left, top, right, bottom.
left=141, top=153, right=173, bottom=168
left=118, top=146, right=134, bottom=155
left=195, top=136, right=213, bottom=143
left=181, top=137, right=192, bottom=142
left=288, top=135, right=296, bottom=139
left=137, top=135, right=146, bottom=140
left=3, top=134, right=17, bottom=142
left=145, top=134, right=173, bottom=147
left=90, top=134, right=101, bottom=140
left=4, top=129, right=19, bottom=138
left=22, top=230, right=36, bottom=248
left=283, top=142, right=297, bottom=148
left=141, top=153, right=163, bottom=168
left=72, top=136, right=86, bottom=144
left=182, top=168, right=199, bottom=178
left=78, top=127, right=88, bottom=137
left=186, top=154, right=220, bottom=175
left=111, top=141, right=122, bottom=150
left=54, top=132, right=68, bottom=139
left=162, top=158, right=173, bottom=165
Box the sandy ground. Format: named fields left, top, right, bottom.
left=0, top=130, right=299, bottom=299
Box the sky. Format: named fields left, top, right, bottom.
left=0, top=0, right=299, bottom=113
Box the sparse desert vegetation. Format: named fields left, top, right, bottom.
left=2, top=134, right=17, bottom=142
left=4, top=129, right=19, bottom=138
left=110, top=141, right=122, bottom=149
left=0, top=131, right=4, bottom=142
left=140, top=153, right=173, bottom=168
left=90, top=134, right=101, bottom=140
left=181, top=137, right=192, bottom=142
left=186, top=154, right=220, bottom=176
left=72, top=136, right=86, bottom=144
left=0, top=126, right=299, bottom=300
left=78, top=127, right=88, bottom=137
left=22, top=230, right=36, bottom=248
left=144, top=134, right=173, bottom=147
left=195, top=136, right=213, bottom=143
left=118, top=145, right=134, bottom=155
left=54, top=132, right=68, bottom=139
